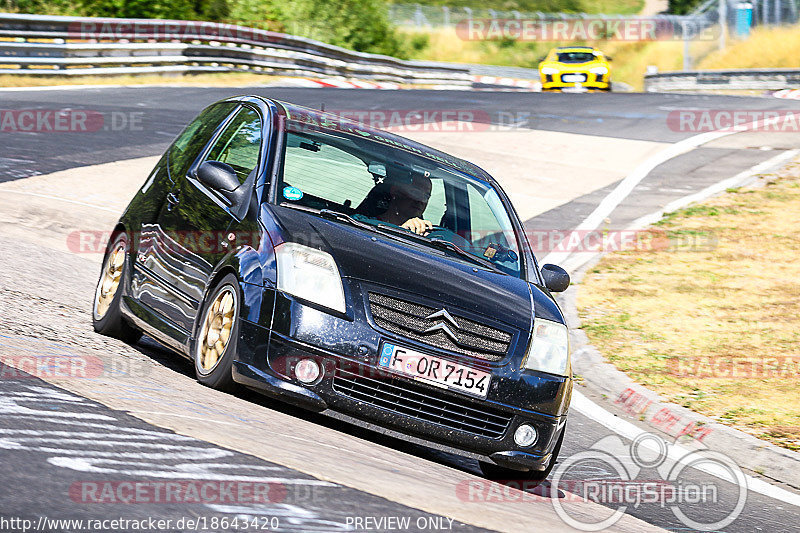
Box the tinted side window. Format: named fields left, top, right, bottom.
left=168, top=102, right=238, bottom=180
left=204, top=107, right=262, bottom=184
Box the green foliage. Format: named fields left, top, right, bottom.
left=4, top=0, right=405, bottom=57
left=667, top=0, right=705, bottom=15
left=387, top=0, right=644, bottom=15
left=389, top=0, right=584, bottom=12
left=78, top=0, right=197, bottom=19
left=408, top=32, right=430, bottom=52
left=279, top=0, right=406, bottom=56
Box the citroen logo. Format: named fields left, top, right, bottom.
left=423, top=309, right=460, bottom=342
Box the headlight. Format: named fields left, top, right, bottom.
left=540, top=67, right=559, bottom=75
left=589, top=66, right=609, bottom=75
left=522, top=318, right=570, bottom=376
left=275, top=242, right=346, bottom=314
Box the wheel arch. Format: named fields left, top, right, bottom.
left=192, top=264, right=241, bottom=342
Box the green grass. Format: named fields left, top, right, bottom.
left=578, top=160, right=800, bottom=451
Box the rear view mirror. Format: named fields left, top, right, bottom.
left=541, top=263, right=570, bottom=292
left=368, top=161, right=386, bottom=178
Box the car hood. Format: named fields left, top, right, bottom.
left=269, top=205, right=535, bottom=331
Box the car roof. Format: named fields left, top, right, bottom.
left=555, top=46, right=598, bottom=52
left=230, top=96, right=496, bottom=185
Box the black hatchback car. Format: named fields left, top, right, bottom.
left=93, top=96, right=573, bottom=481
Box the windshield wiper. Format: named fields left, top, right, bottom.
left=375, top=223, right=503, bottom=274
left=279, top=204, right=379, bottom=234
left=318, top=209, right=378, bottom=232
left=428, top=237, right=504, bottom=273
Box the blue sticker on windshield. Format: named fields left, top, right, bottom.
left=283, top=186, right=304, bottom=201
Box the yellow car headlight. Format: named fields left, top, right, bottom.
left=540, top=67, right=559, bottom=75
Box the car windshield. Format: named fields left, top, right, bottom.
left=557, top=51, right=596, bottom=63
left=277, top=119, right=523, bottom=277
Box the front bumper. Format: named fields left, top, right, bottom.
left=234, top=311, right=570, bottom=471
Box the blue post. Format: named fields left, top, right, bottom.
left=736, top=2, right=754, bottom=36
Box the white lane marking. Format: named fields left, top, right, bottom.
left=0, top=398, right=114, bottom=419
left=542, top=128, right=800, bottom=506
left=560, top=148, right=800, bottom=273
left=626, top=148, right=799, bottom=229
left=572, top=391, right=800, bottom=508
left=0, top=84, right=126, bottom=92
left=130, top=410, right=252, bottom=428
left=0, top=416, right=198, bottom=434
left=0, top=429, right=196, bottom=440
left=48, top=457, right=337, bottom=485
left=4, top=437, right=223, bottom=447
left=0, top=188, right=120, bottom=213
left=206, top=504, right=316, bottom=518
left=542, top=121, right=773, bottom=266
left=33, top=447, right=233, bottom=460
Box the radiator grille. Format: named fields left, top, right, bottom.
left=332, top=367, right=511, bottom=439
left=368, top=292, right=512, bottom=362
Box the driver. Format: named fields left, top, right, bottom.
left=377, top=171, right=433, bottom=235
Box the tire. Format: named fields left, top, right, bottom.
left=192, top=273, right=240, bottom=391
left=479, top=424, right=566, bottom=484
left=92, top=232, right=141, bottom=344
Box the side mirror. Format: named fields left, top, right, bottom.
left=196, top=160, right=241, bottom=207
left=541, top=263, right=570, bottom=293
left=197, top=160, right=239, bottom=192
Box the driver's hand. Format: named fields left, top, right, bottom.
left=402, top=218, right=433, bottom=235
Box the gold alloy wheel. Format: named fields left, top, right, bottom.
left=94, top=243, right=125, bottom=320
left=196, top=286, right=236, bottom=374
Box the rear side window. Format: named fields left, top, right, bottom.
left=168, top=102, right=238, bottom=180
left=204, top=107, right=263, bottom=184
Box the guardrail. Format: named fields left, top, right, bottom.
left=644, top=68, right=800, bottom=92
left=0, top=13, right=472, bottom=85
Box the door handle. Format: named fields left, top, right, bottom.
left=166, top=192, right=180, bottom=211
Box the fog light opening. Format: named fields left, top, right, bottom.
left=514, top=424, right=538, bottom=447
left=294, top=358, right=320, bottom=384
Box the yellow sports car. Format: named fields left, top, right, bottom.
left=538, top=46, right=612, bottom=92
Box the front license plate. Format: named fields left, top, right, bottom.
left=562, top=74, right=586, bottom=82
left=378, top=342, right=491, bottom=398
